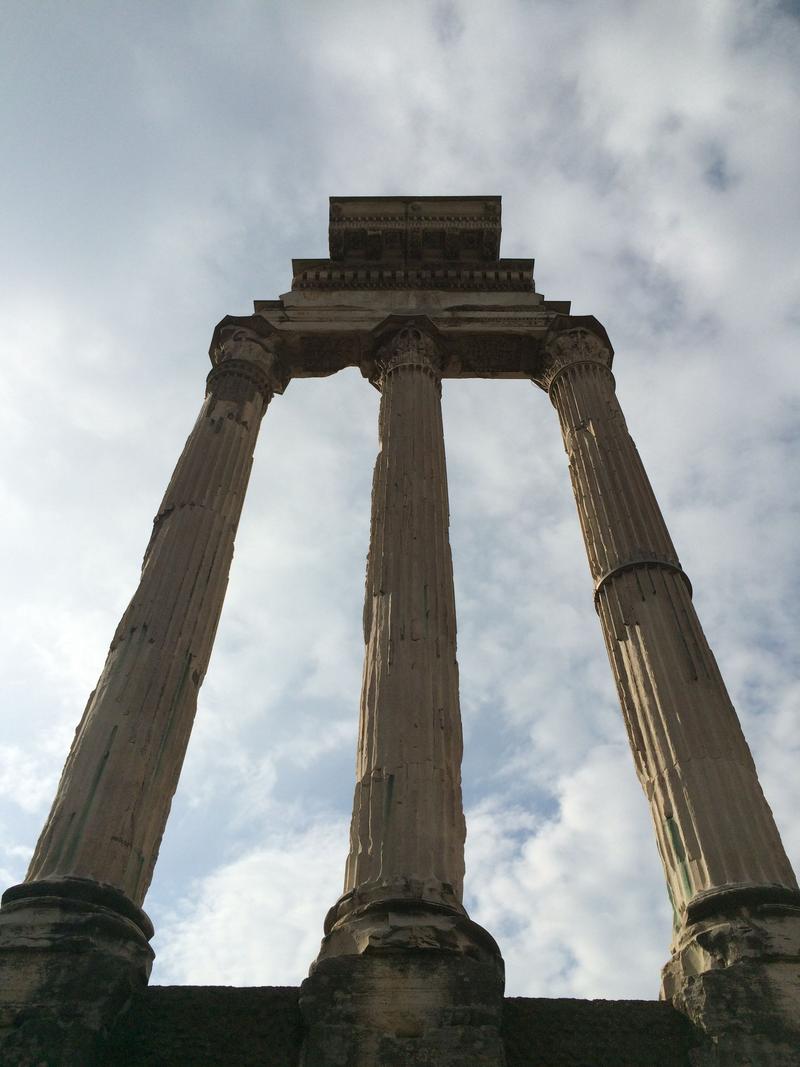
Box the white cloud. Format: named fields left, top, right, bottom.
left=0, top=747, right=55, bottom=815
left=466, top=746, right=670, bottom=999
left=153, top=817, right=348, bottom=986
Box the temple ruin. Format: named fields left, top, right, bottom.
left=1, top=196, right=798, bottom=1065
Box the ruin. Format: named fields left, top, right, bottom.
left=1, top=196, right=798, bottom=1065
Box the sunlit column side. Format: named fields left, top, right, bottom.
left=346, top=320, right=466, bottom=904
left=25, top=319, right=288, bottom=907
left=533, top=320, right=798, bottom=929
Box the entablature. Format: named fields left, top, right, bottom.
left=211, top=195, right=608, bottom=381
left=211, top=305, right=608, bottom=382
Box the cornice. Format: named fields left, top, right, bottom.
left=290, top=259, right=535, bottom=292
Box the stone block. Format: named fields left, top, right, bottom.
left=662, top=902, right=800, bottom=1065
left=300, top=952, right=506, bottom=1066
left=0, top=879, right=153, bottom=1066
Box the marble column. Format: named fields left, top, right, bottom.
left=534, top=317, right=800, bottom=1061
left=348, top=321, right=464, bottom=898
left=323, top=318, right=474, bottom=946
left=301, top=318, right=504, bottom=1067
left=25, top=318, right=287, bottom=904
left=0, top=316, right=287, bottom=1062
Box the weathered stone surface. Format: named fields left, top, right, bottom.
left=0, top=879, right=153, bottom=1065
left=327, top=195, right=504, bottom=265
left=309, top=317, right=506, bottom=1062
left=301, top=953, right=506, bottom=1067
left=338, top=319, right=465, bottom=908
left=662, top=902, right=800, bottom=1065
left=248, top=197, right=574, bottom=380
left=26, top=322, right=287, bottom=905
left=534, top=320, right=799, bottom=920
left=319, top=882, right=502, bottom=960
left=101, top=987, right=704, bottom=1066
left=0, top=323, right=287, bottom=1062
left=296, top=195, right=524, bottom=292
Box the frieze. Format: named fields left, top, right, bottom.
left=214, top=314, right=602, bottom=381
left=222, top=327, right=551, bottom=380
left=447, top=333, right=539, bottom=378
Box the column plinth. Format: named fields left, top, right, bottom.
left=302, top=319, right=504, bottom=1067
left=0, top=317, right=287, bottom=1063
left=535, top=318, right=800, bottom=1062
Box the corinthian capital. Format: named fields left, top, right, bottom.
left=207, top=315, right=290, bottom=404
left=533, top=317, right=614, bottom=393
left=369, top=316, right=444, bottom=389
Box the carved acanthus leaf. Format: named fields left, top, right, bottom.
left=374, top=325, right=443, bottom=386
left=533, top=328, right=612, bottom=392
left=210, top=327, right=289, bottom=402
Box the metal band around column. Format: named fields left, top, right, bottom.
left=593, top=558, right=693, bottom=608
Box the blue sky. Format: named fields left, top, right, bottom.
left=1, top=0, right=799, bottom=999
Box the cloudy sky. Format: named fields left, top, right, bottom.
left=1, top=0, right=799, bottom=1000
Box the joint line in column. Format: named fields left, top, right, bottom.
left=546, top=359, right=615, bottom=397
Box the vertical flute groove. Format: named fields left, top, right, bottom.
left=344, top=326, right=466, bottom=902
left=536, top=325, right=797, bottom=925
left=27, top=326, right=286, bottom=906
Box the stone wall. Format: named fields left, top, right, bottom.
left=105, top=987, right=703, bottom=1066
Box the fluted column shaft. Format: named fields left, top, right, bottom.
left=535, top=324, right=797, bottom=927
left=27, top=324, right=286, bottom=907
left=305, top=322, right=503, bottom=1064
left=344, top=323, right=466, bottom=904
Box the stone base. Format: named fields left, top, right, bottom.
left=0, top=878, right=154, bottom=1066
left=302, top=887, right=506, bottom=1065
left=300, top=951, right=506, bottom=1067
left=661, top=886, right=800, bottom=1066
left=318, top=880, right=500, bottom=960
